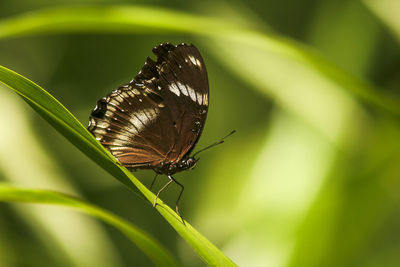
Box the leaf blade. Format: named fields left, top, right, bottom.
left=0, top=184, right=179, bottom=267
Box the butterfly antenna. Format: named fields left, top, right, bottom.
left=193, top=130, right=236, bottom=158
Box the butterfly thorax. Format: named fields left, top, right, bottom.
left=153, top=157, right=197, bottom=175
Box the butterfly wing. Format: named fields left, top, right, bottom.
left=147, top=43, right=209, bottom=160
left=88, top=43, right=209, bottom=170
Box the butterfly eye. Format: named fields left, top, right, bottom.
left=185, top=158, right=197, bottom=170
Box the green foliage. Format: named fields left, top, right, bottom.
left=0, top=184, right=178, bottom=267
left=0, top=1, right=400, bottom=267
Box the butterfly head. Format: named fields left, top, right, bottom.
left=153, top=156, right=198, bottom=175
left=183, top=157, right=197, bottom=171
left=174, top=156, right=198, bottom=173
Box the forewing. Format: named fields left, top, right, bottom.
left=140, top=43, right=209, bottom=160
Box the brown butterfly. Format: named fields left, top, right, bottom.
left=88, top=43, right=210, bottom=220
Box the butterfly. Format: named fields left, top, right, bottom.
left=88, top=43, right=212, bottom=220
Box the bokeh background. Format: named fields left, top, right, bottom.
left=1, top=0, right=400, bottom=266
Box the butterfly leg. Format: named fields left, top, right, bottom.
left=150, top=173, right=159, bottom=190
left=169, top=175, right=185, bottom=224
left=153, top=178, right=173, bottom=207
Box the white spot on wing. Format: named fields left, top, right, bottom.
left=196, top=92, right=203, bottom=105
left=196, top=59, right=201, bottom=68
left=173, top=81, right=203, bottom=104
left=186, top=85, right=197, bottom=103
left=105, top=110, right=115, bottom=117
left=169, top=83, right=180, bottom=96
left=111, top=138, right=126, bottom=146
left=114, top=95, right=124, bottom=102
left=137, top=111, right=150, bottom=124
left=115, top=133, right=130, bottom=142
left=129, top=108, right=159, bottom=132
left=130, top=113, right=145, bottom=129
left=121, top=92, right=129, bottom=98
left=176, top=81, right=188, bottom=96
left=127, top=91, right=135, bottom=98
left=96, top=120, right=110, bottom=129
left=188, top=55, right=197, bottom=65
left=125, top=124, right=139, bottom=134
left=94, top=128, right=107, bottom=135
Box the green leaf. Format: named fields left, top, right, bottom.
left=0, top=184, right=178, bottom=267
left=0, top=65, right=237, bottom=266
left=0, top=5, right=226, bottom=38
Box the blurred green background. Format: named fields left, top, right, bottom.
left=1, top=0, right=400, bottom=266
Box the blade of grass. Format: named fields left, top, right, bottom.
left=0, top=5, right=226, bottom=38
left=0, top=183, right=178, bottom=267
left=0, top=66, right=237, bottom=266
